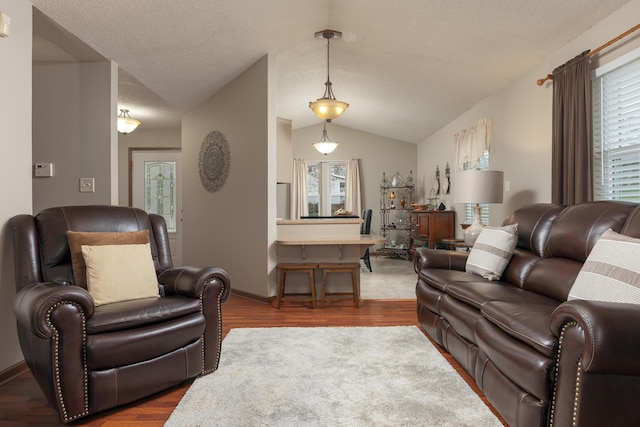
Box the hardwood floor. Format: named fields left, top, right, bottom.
left=0, top=295, right=506, bottom=426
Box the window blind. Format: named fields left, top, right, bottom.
left=592, top=55, right=640, bottom=202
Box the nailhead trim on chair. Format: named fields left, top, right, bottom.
left=199, top=277, right=224, bottom=375
left=550, top=321, right=581, bottom=427
left=47, top=301, right=89, bottom=423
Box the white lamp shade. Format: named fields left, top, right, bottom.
left=117, top=117, right=140, bottom=134
left=451, top=170, right=504, bottom=204
left=312, top=141, right=338, bottom=154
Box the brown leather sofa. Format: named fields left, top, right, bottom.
left=10, top=205, right=231, bottom=423
left=414, top=201, right=640, bottom=427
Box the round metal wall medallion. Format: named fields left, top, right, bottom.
left=198, top=130, right=231, bottom=192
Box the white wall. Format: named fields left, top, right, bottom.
left=182, top=54, right=277, bottom=298
left=0, top=0, right=32, bottom=373
left=418, top=0, right=640, bottom=235
left=117, top=128, right=181, bottom=206
left=293, top=123, right=417, bottom=237
left=32, top=61, right=118, bottom=213
left=276, top=117, right=292, bottom=183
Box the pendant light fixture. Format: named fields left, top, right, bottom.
left=309, top=29, right=349, bottom=121
left=313, top=121, right=339, bottom=155
left=117, top=109, right=141, bottom=134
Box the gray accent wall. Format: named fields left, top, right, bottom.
left=32, top=61, right=118, bottom=213
left=182, top=54, right=278, bottom=298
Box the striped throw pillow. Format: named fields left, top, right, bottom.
left=465, top=224, right=518, bottom=280
left=568, top=229, right=640, bottom=304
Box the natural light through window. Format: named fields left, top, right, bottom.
left=592, top=49, right=640, bottom=202
left=307, top=161, right=346, bottom=216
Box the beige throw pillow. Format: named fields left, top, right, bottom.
left=568, top=229, right=640, bottom=304
left=67, top=230, right=150, bottom=289
left=82, top=243, right=160, bottom=306
left=465, top=224, right=518, bottom=280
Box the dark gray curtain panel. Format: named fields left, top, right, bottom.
left=551, top=50, right=592, bottom=204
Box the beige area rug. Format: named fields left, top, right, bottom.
left=165, top=326, right=502, bottom=427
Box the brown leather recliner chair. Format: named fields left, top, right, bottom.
left=10, top=205, right=231, bottom=423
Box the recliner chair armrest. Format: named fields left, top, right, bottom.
left=13, top=282, right=95, bottom=339
left=159, top=266, right=231, bottom=302
left=414, top=247, right=468, bottom=274
left=551, top=300, right=640, bottom=375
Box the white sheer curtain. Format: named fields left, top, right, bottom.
left=453, top=118, right=492, bottom=171
left=345, top=158, right=362, bottom=216
left=290, top=158, right=308, bottom=219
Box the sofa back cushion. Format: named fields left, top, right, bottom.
left=524, top=201, right=638, bottom=301
left=621, top=205, right=640, bottom=239
left=35, top=205, right=170, bottom=285
left=545, top=201, right=637, bottom=261
left=502, top=203, right=565, bottom=256
left=522, top=257, right=582, bottom=301
left=500, top=204, right=565, bottom=288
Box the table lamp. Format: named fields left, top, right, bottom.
left=451, top=170, right=504, bottom=247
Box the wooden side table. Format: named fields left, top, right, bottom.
left=440, top=238, right=469, bottom=252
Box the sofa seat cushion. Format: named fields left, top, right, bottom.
left=445, top=280, right=559, bottom=310
left=88, top=296, right=201, bottom=334
left=440, top=294, right=484, bottom=344
left=475, top=318, right=555, bottom=401
left=416, top=278, right=445, bottom=314
left=87, top=312, right=205, bottom=370
left=417, top=268, right=479, bottom=292
left=481, top=301, right=558, bottom=357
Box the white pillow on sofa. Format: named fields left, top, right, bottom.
left=82, top=243, right=160, bottom=306
left=466, top=224, right=518, bottom=280
left=568, top=229, right=640, bottom=304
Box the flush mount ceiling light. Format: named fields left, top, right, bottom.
left=117, top=109, right=140, bottom=134
left=309, top=29, right=349, bottom=122
left=312, top=121, right=339, bottom=155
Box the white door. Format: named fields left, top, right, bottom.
left=132, top=150, right=183, bottom=266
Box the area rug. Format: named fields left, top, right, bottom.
left=165, top=326, right=502, bottom=427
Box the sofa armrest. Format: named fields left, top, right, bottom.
left=13, top=282, right=95, bottom=339
left=414, top=247, right=468, bottom=274
left=551, top=300, right=640, bottom=375
left=159, top=266, right=231, bottom=302
left=549, top=300, right=640, bottom=426
left=160, top=266, right=231, bottom=374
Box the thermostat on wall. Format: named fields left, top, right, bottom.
left=34, top=163, right=54, bottom=177
left=0, top=12, right=11, bottom=38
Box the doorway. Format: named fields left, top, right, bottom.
left=130, top=149, right=183, bottom=266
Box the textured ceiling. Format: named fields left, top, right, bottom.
left=32, top=0, right=631, bottom=143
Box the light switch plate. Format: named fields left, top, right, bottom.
left=34, top=163, right=53, bottom=177
left=79, top=177, right=95, bottom=193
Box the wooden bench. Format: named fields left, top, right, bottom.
left=318, top=262, right=361, bottom=308
left=276, top=263, right=318, bottom=308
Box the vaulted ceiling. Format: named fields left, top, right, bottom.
left=32, top=0, right=631, bottom=143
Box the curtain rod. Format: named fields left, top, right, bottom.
left=536, top=23, right=640, bottom=86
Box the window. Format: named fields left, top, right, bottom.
left=463, top=150, right=490, bottom=223
left=592, top=50, right=640, bottom=202
left=143, top=160, right=177, bottom=232
left=307, top=161, right=346, bottom=216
